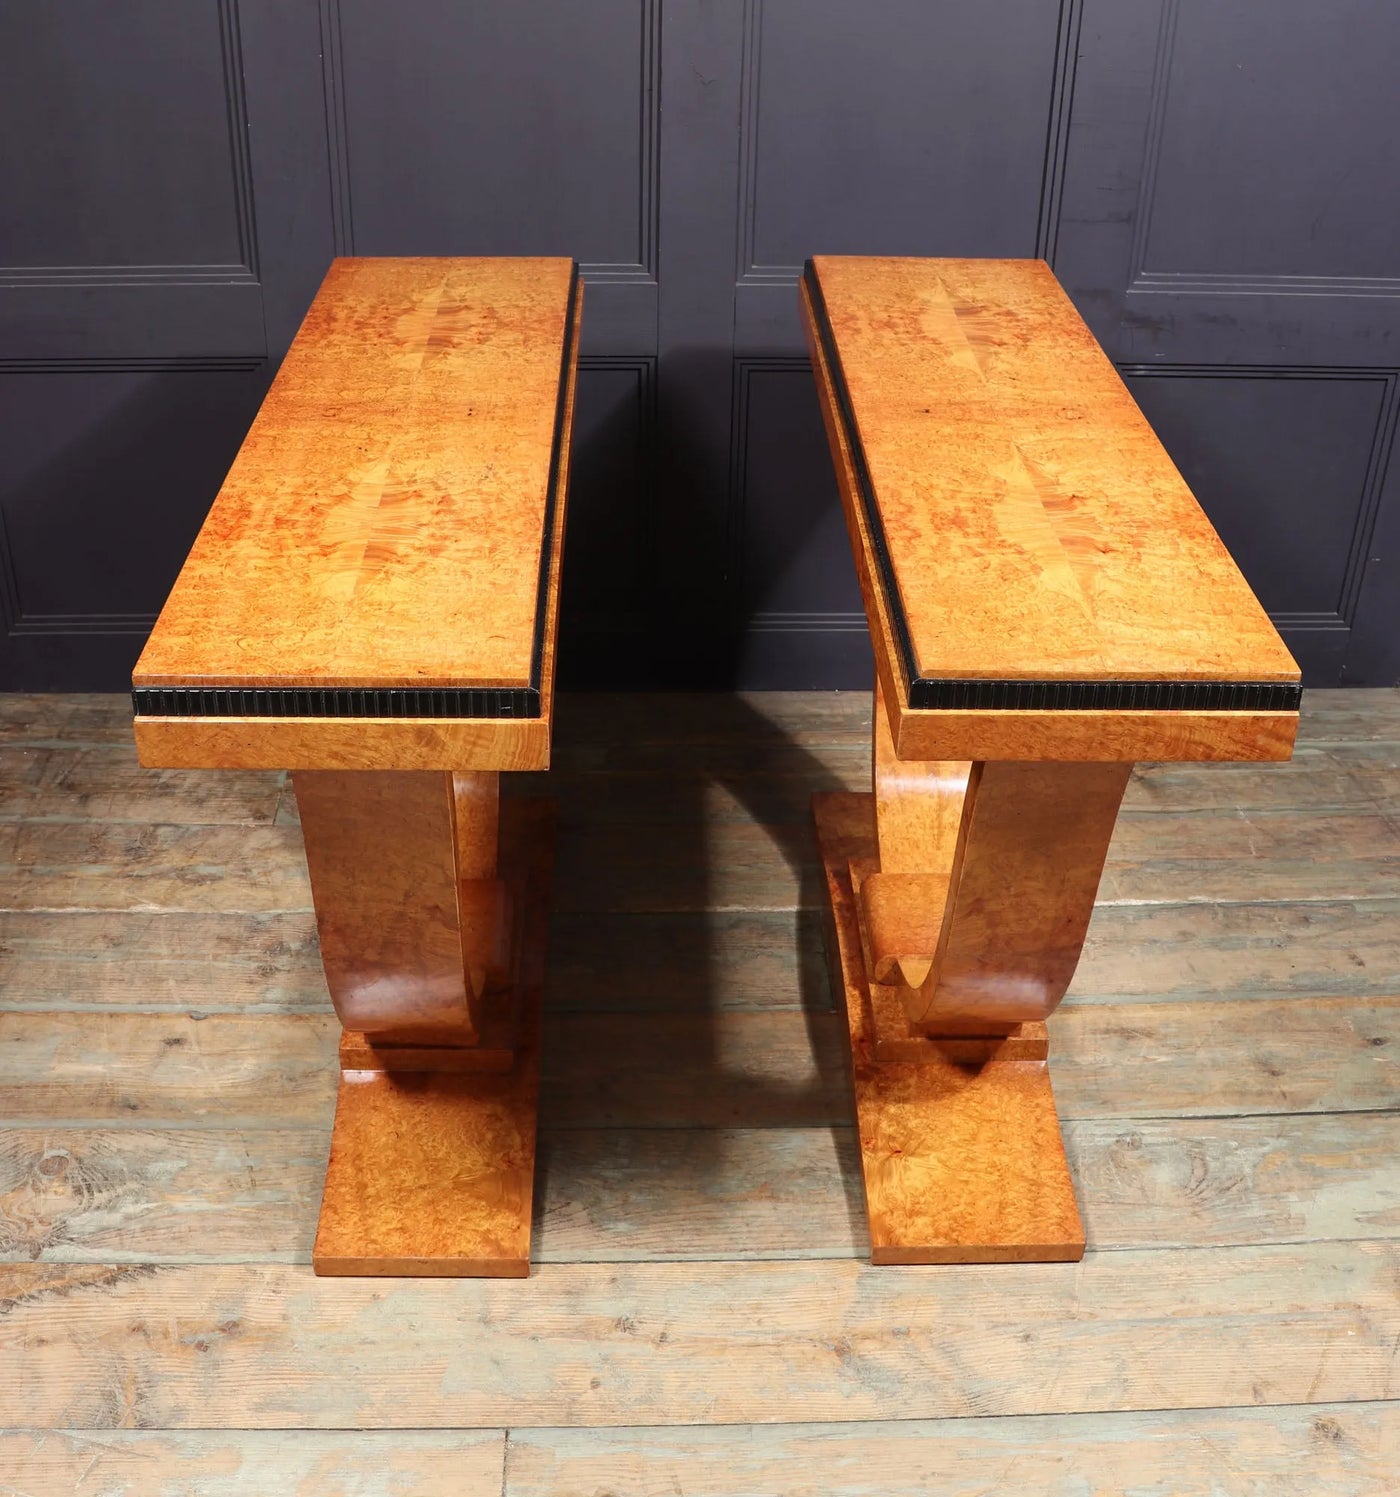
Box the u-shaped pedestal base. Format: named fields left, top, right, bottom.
left=311, top=798, right=553, bottom=1277
left=815, top=792, right=1084, bottom=1265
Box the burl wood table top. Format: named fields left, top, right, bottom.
left=136, top=256, right=577, bottom=701
left=132, top=257, right=580, bottom=772
left=801, top=255, right=1301, bottom=762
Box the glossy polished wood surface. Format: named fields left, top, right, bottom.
left=913, top=760, right=1131, bottom=1029
left=132, top=708, right=552, bottom=773
left=803, top=256, right=1297, bottom=688
left=134, top=258, right=581, bottom=773
left=889, top=706, right=1299, bottom=764
left=312, top=798, right=551, bottom=1277
left=293, top=770, right=514, bottom=1047
left=136, top=257, right=576, bottom=692
left=801, top=264, right=1299, bottom=763
left=816, top=792, right=1084, bottom=1264
left=866, top=676, right=967, bottom=991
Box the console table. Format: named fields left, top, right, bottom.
left=133, top=256, right=581, bottom=1277
left=801, top=255, right=1301, bottom=1265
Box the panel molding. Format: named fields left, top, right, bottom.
left=319, top=0, right=659, bottom=283
left=747, top=610, right=868, bottom=633
left=585, top=0, right=659, bottom=284
left=1036, top=0, right=1085, bottom=264
left=738, top=0, right=1085, bottom=285
left=727, top=354, right=809, bottom=622
left=318, top=0, right=355, bottom=257
left=0, top=358, right=265, bottom=374
left=734, top=0, right=779, bottom=284
left=218, top=0, right=260, bottom=279
left=1130, top=272, right=1400, bottom=299
left=0, top=356, right=264, bottom=639
left=0, top=0, right=258, bottom=288
left=1120, top=362, right=1400, bottom=630
left=0, top=500, right=159, bottom=640
left=9, top=614, right=158, bottom=639
left=0, top=265, right=258, bottom=288
left=1126, top=0, right=1400, bottom=298
left=567, top=351, right=658, bottom=643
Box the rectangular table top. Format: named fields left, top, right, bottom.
left=801, top=256, right=1300, bottom=721
left=132, top=257, right=580, bottom=772
left=135, top=256, right=578, bottom=710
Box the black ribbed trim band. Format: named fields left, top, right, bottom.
left=131, top=686, right=539, bottom=719
left=905, top=678, right=1300, bottom=712
left=134, top=260, right=581, bottom=725
left=801, top=260, right=1301, bottom=716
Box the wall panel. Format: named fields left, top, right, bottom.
left=4, top=0, right=1399, bottom=688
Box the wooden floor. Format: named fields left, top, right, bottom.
left=2, top=689, right=1399, bottom=1494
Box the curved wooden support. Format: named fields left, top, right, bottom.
left=866, top=680, right=1130, bottom=1032
left=815, top=793, right=1083, bottom=1263
left=294, top=768, right=512, bottom=1048
left=868, top=676, right=969, bottom=994
left=910, top=758, right=1131, bottom=1029
left=297, top=775, right=550, bottom=1277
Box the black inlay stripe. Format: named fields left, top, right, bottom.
left=905, top=678, right=1300, bottom=712
left=801, top=260, right=1301, bottom=716
left=131, top=686, right=540, bottom=720
left=133, top=261, right=582, bottom=725
left=528, top=259, right=581, bottom=694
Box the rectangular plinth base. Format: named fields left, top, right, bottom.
left=312, top=799, right=552, bottom=1278
left=814, top=792, right=1085, bottom=1265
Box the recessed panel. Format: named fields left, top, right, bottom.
left=748, top=0, right=1059, bottom=268
left=1126, top=372, right=1385, bottom=617
left=559, top=362, right=653, bottom=644
left=0, top=367, right=266, bottom=622
left=0, top=1, right=246, bottom=269
left=339, top=0, right=649, bottom=267
left=740, top=365, right=862, bottom=619
left=1144, top=0, right=1400, bottom=280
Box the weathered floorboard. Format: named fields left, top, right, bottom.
left=1068, top=897, right=1400, bottom=1004
left=3, top=998, right=1396, bottom=1128
left=0, top=823, right=311, bottom=913
left=4, top=1113, right=1397, bottom=1265
left=1296, top=688, right=1400, bottom=742
left=0, top=911, right=327, bottom=1012
left=0, top=1428, right=506, bottom=1495
left=545, top=812, right=1400, bottom=914
left=1098, top=810, right=1400, bottom=906
left=0, top=695, right=143, bottom=747
left=5, top=898, right=1396, bottom=1015
left=5, top=783, right=1397, bottom=922
left=0, top=746, right=281, bottom=826
left=502, top=1403, right=1400, bottom=1497
left=0, top=686, right=1396, bottom=1474
left=3, top=1244, right=1397, bottom=1428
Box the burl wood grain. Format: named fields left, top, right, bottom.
left=910, top=760, right=1131, bottom=1030
left=134, top=257, right=581, bottom=773
left=293, top=770, right=512, bottom=1046
left=888, top=706, right=1299, bottom=764
left=137, top=257, right=574, bottom=692
left=815, top=792, right=1083, bottom=1264
left=133, top=713, right=551, bottom=773
left=312, top=798, right=551, bottom=1277
left=804, top=255, right=1296, bottom=686
left=799, top=261, right=1300, bottom=763
left=865, top=675, right=968, bottom=992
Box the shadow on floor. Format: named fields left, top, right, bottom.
left=520, top=690, right=871, bottom=1261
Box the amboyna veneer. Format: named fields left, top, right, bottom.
left=134, top=256, right=582, bottom=1276
left=801, top=255, right=1301, bottom=1264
